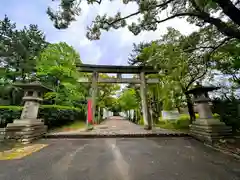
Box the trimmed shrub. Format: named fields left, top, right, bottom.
left=156, top=113, right=220, bottom=130
left=195, top=113, right=199, bottom=119
left=39, top=105, right=85, bottom=129
left=158, top=114, right=191, bottom=127
left=212, top=98, right=240, bottom=132
left=0, top=105, right=85, bottom=129
left=0, top=106, right=23, bottom=128
left=195, top=113, right=219, bottom=119
left=213, top=113, right=220, bottom=119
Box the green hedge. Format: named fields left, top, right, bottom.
left=0, top=105, right=85, bottom=129
left=0, top=106, right=22, bottom=128
left=157, top=118, right=190, bottom=130
left=157, top=113, right=220, bottom=130
left=212, top=99, right=240, bottom=132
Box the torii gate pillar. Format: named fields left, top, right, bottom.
left=140, top=72, right=152, bottom=130
left=91, top=71, right=98, bottom=124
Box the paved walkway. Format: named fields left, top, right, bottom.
left=46, top=116, right=187, bottom=138
left=0, top=138, right=239, bottom=180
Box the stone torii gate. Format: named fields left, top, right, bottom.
left=77, top=64, right=159, bottom=130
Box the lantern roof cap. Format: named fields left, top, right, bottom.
left=186, top=85, right=220, bottom=95
left=14, top=81, right=52, bottom=92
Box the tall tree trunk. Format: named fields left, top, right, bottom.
left=176, top=106, right=181, bottom=113
left=185, top=93, right=195, bottom=123
left=21, top=69, right=26, bottom=82
left=133, top=110, right=136, bottom=123
left=189, top=1, right=240, bottom=39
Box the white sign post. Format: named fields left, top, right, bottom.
left=161, top=110, right=180, bottom=120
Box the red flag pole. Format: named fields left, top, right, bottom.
left=87, top=99, right=92, bottom=125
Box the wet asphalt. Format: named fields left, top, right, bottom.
left=0, top=137, right=239, bottom=180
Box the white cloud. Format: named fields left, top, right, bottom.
left=112, top=57, right=128, bottom=65
left=88, top=46, right=103, bottom=64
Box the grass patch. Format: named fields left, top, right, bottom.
left=155, top=123, right=189, bottom=133
left=0, top=141, right=23, bottom=152
left=0, top=144, right=48, bottom=160
left=52, top=121, right=86, bottom=132
left=155, top=116, right=190, bottom=133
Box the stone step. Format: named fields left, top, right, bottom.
left=45, top=132, right=189, bottom=139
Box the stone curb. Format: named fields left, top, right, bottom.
left=44, top=133, right=189, bottom=139
left=204, top=143, right=240, bottom=159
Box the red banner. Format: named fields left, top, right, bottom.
left=87, top=99, right=92, bottom=123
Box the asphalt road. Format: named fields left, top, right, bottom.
left=0, top=137, right=239, bottom=180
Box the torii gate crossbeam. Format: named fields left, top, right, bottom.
left=77, top=64, right=160, bottom=130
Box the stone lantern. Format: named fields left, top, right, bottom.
left=5, top=81, right=52, bottom=143
left=186, top=84, right=232, bottom=143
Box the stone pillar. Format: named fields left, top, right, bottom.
left=91, top=71, right=98, bottom=124
left=0, top=128, right=5, bottom=142
left=20, top=91, right=41, bottom=121
left=140, top=72, right=152, bottom=130
left=196, top=95, right=213, bottom=119
left=103, top=108, right=106, bottom=119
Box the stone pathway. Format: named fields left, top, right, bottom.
left=46, top=116, right=187, bottom=138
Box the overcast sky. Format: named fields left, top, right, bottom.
left=0, top=0, right=200, bottom=65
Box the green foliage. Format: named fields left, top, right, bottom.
left=146, top=28, right=208, bottom=92
left=0, top=105, right=85, bottom=129
left=213, top=113, right=220, bottom=119
left=0, top=15, right=48, bottom=81
left=47, top=0, right=240, bottom=40
left=0, top=106, right=23, bottom=128
left=0, top=18, right=90, bottom=128
left=56, top=121, right=86, bottom=131
left=130, top=28, right=208, bottom=121
left=0, top=106, right=22, bottom=110
left=178, top=114, right=191, bottom=121
left=47, top=0, right=81, bottom=29
left=162, top=98, right=174, bottom=111
left=0, top=16, right=48, bottom=105
left=128, top=25, right=240, bottom=123
left=37, top=42, right=81, bottom=83
left=157, top=113, right=221, bottom=130
left=128, top=42, right=155, bottom=66
left=139, top=116, right=144, bottom=125
left=118, top=88, right=139, bottom=111
left=158, top=115, right=190, bottom=130
left=47, top=1, right=240, bottom=127
left=103, top=96, right=121, bottom=113
left=38, top=105, right=85, bottom=129
left=97, top=74, right=120, bottom=109
left=212, top=39, right=240, bottom=85
left=212, top=98, right=240, bottom=132
left=37, top=42, right=87, bottom=106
